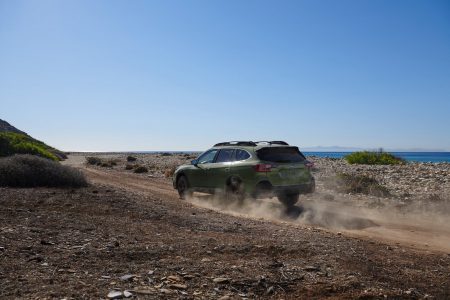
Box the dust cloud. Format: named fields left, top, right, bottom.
left=187, top=192, right=450, bottom=252
left=187, top=192, right=378, bottom=231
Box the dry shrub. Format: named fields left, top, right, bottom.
left=164, top=166, right=177, bottom=178
left=127, top=155, right=137, bottom=162
left=134, top=166, right=148, bottom=173
left=125, top=164, right=134, bottom=170
left=0, top=155, right=87, bottom=188
left=86, top=157, right=102, bottom=165
left=86, top=157, right=118, bottom=168
left=335, top=173, right=390, bottom=197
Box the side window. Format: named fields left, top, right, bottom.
left=216, top=149, right=235, bottom=163
left=197, top=149, right=218, bottom=164
left=235, top=149, right=250, bottom=161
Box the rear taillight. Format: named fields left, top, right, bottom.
left=305, top=160, right=314, bottom=170
left=254, top=164, right=273, bottom=172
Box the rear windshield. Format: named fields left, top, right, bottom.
left=256, top=147, right=306, bottom=163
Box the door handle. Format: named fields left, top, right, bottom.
left=224, top=168, right=230, bottom=172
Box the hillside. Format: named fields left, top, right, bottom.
left=0, top=119, right=27, bottom=135
left=0, top=119, right=66, bottom=160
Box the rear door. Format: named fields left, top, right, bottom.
left=256, top=147, right=310, bottom=186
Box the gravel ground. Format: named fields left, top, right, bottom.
left=1, top=153, right=449, bottom=299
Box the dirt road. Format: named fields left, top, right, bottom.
left=82, top=166, right=450, bottom=254
left=1, top=161, right=449, bottom=299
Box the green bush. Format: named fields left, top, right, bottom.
left=336, top=173, right=390, bottom=197
left=0, top=132, right=59, bottom=161
left=0, top=155, right=88, bottom=188
left=345, top=150, right=404, bottom=165
left=134, top=166, right=148, bottom=173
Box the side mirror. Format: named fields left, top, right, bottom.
left=191, top=159, right=198, bottom=166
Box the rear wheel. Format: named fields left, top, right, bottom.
left=225, top=177, right=245, bottom=204
left=278, top=192, right=299, bottom=207
left=252, top=181, right=273, bottom=199
left=176, top=175, right=192, bottom=200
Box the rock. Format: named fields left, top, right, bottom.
left=304, top=266, right=320, bottom=272
left=218, top=296, right=231, bottom=300
left=120, top=274, right=135, bottom=281
left=169, top=283, right=187, bottom=290
left=133, top=289, right=154, bottom=295
left=107, top=291, right=122, bottom=299
left=160, top=288, right=174, bottom=294
left=123, top=290, right=132, bottom=298
left=147, top=270, right=154, bottom=275
left=213, top=277, right=230, bottom=284
left=40, top=240, right=55, bottom=246
left=167, top=275, right=182, bottom=282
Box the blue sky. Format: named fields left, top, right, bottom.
left=1, top=0, right=449, bottom=151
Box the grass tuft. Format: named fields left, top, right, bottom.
left=0, top=155, right=87, bottom=188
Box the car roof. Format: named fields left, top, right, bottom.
left=211, top=144, right=295, bottom=151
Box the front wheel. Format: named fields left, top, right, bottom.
left=176, top=175, right=192, bottom=200
left=278, top=192, right=299, bottom=207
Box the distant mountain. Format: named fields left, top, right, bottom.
left=300, top=145, right=448, bottom=152
left=0, top=119, right=28, bottom=135
left=0, top=119, right=67, bottom=160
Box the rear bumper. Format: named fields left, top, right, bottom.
left=273, top=178, right=315, bottom=195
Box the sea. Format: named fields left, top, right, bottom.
left=133, top=151, right=450, bottom=163
left=302, top=152, right=450, bottom=163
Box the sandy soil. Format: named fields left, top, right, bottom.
left=0, top=154, right=449, bottom=299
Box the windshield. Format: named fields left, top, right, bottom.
left=256, top=147, right=306, bottom=163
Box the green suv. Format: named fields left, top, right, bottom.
left=172, top=141, right=315, bottom=207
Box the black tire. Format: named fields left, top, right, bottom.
left=225, top=177, right=245, bottom=203
left=278, top=192, right=299, bottom=207
left=176, top=175, right=192, bottom=200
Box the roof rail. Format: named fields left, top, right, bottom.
left=255, top=141, right=289, bottom=146
left=270, top=141, right=289, bottom=145
left=214, top=141, right=257, bottom=147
